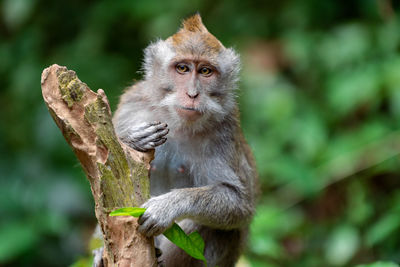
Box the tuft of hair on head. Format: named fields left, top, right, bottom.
left=168, top=13, right=224, bottom=56
left=180, top=13, right=208, bottom=33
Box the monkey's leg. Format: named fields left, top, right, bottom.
left=157, top=221, right=244, bottom=267
left=121, top=121, right=169, bottom=152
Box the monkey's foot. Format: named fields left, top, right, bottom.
left=92, top=247, right=104, bottom=267
left=122, top=122, right=169, bottom=152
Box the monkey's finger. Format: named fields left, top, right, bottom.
left=142, top=123, right=168, bottom=136
left=142, top=142, right=156, bottom=150
left=124, top=122, right=160, bottom=137
left=141, top=138, right=167, bottom=150
left=130, top=123, right=168, bottom=139
left=138, top=213, right=149, bottom=225
left=138, top=219, right=156, bottom=235
left=132, top=121, right=162, bottom=132
left=139, top=128, right=169, bottom=144
left=153, top=137, right=167, bottom=146
left=145, top=223, right=159, bottom=237
left=124, top=141, right=149, bottom=152
left=146, top=224, right=164, bottom=237
left=139, top=138, right=166, bottom=148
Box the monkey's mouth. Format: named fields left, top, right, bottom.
left=175, top=105, right=202, bottom=120
left=180, top=106, right=199, bottom=111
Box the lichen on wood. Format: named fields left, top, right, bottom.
left=57, top=68, right=85, bottom=107
left=41, top=64, right=156, bottom=266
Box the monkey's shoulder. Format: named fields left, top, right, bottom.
left=117, top=81, right=150, bottom=106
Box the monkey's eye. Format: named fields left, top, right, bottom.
left=176, top=64, right=190, bottom=74
left=199, top=67, right=213, bottom=76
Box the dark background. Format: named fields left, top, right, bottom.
left=0, top=0, right=399, bottom=266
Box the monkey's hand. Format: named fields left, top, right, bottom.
left=121, top=122, right=169, bottom=152
left=138, top=193, right=178, bottom=237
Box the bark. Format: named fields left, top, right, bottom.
left=41, top=64, right=156, bottom=267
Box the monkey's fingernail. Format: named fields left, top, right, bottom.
left=155, top=248, right=162, bottom=257
left=138, top=215, right=145, bottom=225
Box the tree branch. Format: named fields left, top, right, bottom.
left=41, top=64, right=156, bottom=266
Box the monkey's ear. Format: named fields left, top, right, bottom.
left=217, top=48, right=241, bottom=87
left=143, top=40, right=175, bottom=80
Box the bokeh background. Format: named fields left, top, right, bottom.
left=1, top=0, right=400, bottom=266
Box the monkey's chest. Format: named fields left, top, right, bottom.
left=149, top=149, right=193, bottom=196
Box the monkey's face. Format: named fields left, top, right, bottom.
left=170, top=58, right=218, bottom=120
left=154, top=56, right=236, bottom=133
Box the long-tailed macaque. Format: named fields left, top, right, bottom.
left=112, top=14, right=257, bottom=267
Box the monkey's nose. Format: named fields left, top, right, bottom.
left=186, top=92, right=199, bottom=99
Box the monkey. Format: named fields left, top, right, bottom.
left=101, top=14, right=257, bottom=267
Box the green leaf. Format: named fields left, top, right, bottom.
left=163, top=223, right=207, bottom=265
left=109, top=207, right=146, bottom=217
left=188, top=231, right=205, bottom=253
left=110, top=207, right=208, bottom=266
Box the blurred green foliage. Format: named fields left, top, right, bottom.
left=0, top=0, right=399, bottom=266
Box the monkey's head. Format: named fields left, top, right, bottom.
left=142, top=14, right=240, bottom=134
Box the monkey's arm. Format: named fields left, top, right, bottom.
left=138, top=181, right=253, bottom=237
left=113, top=85, right=169, bottom=152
